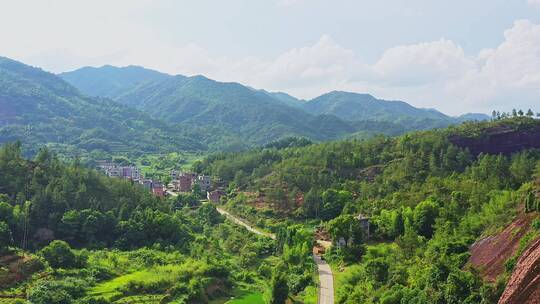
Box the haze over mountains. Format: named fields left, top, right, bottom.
left=61, top=65, right=488, bottom=143
left=0, top=57, right=202, bottom=155
left=0, top=57, right=489, bottom=156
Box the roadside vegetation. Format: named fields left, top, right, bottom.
left=0, top=142, right=315, bottom=303
left=198, top=116, right=540, bottom=303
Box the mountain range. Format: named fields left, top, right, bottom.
left=61, top=65, right=488, bottom=146
left=0, top=57, right=489, bottom=156
left=0, top=57, right=202, bottom=156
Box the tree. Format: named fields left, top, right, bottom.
left=413, top=199, right=439, bottom=238
left=173, top=193, right=199, bottom=209
left=196, top=204, right=223, bottom=226
left=40, top=240, right=77, bottom=269
left=365, top=258, right=389, bottom=283
left=527, top=109, right=534, bottom=117
left=321, top=189, right=351, bottom=220
left=444, top=270, right=481, bottom=304
left=327, top=214, right=364, bottom=246
left=525, top=190, right=537, bottom=213
left=0, top=221, right=13, bottom=254
left=510, top=153, right=534, bottom=186
left=191, top=183, right=202, bottom=198
left=518, top=109, right=524, bottom=116
left=512, top=109, right=518, bottom=117
left=0, top=202, right=13, bottom=223
left=268, top=271, right=289, bottom=304
left=302, top=188, right=322, bottom=218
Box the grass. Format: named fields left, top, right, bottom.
left=300, top=286, right=318, bottom=304
left=225, top=291, right=264, bottom=304
left=88, top=264, right=185, bottom=301
left=0, top=300, right=25, bottom=304
left=135, top=152, right=203, bottom=180
left=113, top=294, right=165, bottom=303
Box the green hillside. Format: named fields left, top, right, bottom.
left=59, top=65, right=171, bottom=99
left=115, top=75, right=359, bottom=147
left=0, top=142, right=296, bottom=303
left=197, top=117, right=540, bottom=303
left=60, top=65, right=490, bottom=151
left=302, top=91, right=469, bottom=127
left=0, top=57, right=203, bottom=156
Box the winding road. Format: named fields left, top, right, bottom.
left=214, top=204, right=334, bottom=304
left=313, top=255, right=334, bottom=304
left=213, top=206, right=276, bottom=240
left=166, top=190, right=334, bottom=303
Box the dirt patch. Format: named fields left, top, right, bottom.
left=498, top=237, right=540, bottom=304
left=0, top=255, right=44, bottom=289
left=469, top=213, right=533, bottom=282
left=357, top=165, right=384, bottom=182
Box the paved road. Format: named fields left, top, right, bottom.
left=167, top=189, right=333, bottom=303
left=313, top=255, right=334, bottom=304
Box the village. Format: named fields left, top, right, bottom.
left=96, top=162, right=226, bottom=202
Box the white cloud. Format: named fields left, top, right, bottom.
left=446, top=20, right=540, bottom=112
left=373, top=39, right=474, bottom=86
left=9, top=13, right=540, bottom=115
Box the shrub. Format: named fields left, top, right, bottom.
left=40, top=240, right=77, bottom=269
left=532, top=218, right=540, bottom=230
left=27, top=278, right=86, bottom=304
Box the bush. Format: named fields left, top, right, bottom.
left=40, top=240, right=78, bottom=269
left=532, top=218, right=540, bottom=230
left=27, top=278, right=86, bottom=304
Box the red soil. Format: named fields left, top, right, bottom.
left=469, top=213, right=533, bottom=282
left=498, top=237, right=540, bottom=304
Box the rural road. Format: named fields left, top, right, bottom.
left=166, top=189, right=333, bottom=303
left=313, top=255, right=335, bottom=304
left=213, top=206, right=276, bottom=240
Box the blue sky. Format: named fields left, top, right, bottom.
left=1, top=0, right=539, bottom=114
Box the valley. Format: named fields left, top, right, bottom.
left=1, top=57, right=540, bottom=304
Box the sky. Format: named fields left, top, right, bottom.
left=1, top=0, right=540, bottom=115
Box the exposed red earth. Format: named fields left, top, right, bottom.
left=498, top=237, right=540, bottom=304
left=469, top=213, right=533, bottom=282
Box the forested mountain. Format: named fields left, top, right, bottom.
left=0, top=57, right=203, bottom=156
left=114, top=75, right=359, bottom=148
left=301, top=91, right=489, bottom=125
left=259, top=89, right=305, bottom=108
left=59, top=65, right=171, bottom=99
left=61, top=65, right=489, bottom=151
left=197, top=116, right=540, bottom=303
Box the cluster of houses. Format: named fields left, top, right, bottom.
left=97, top=162, right=165, bottom=198
left=170, top=170, right=226, bottom=203
left=97, top=164, right=227, bottom=201
left=97, top=161, right=141, bottom=180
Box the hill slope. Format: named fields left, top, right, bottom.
left=0, top=57, right=203, bottom=156
left=115, top=75, right=359, bottom=147
left=302, top=91, right=451, bottom=124
left=59, top=65, right=171, bottom=99
left=60, top=65, right=489, bottom=150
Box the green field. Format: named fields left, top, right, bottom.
left=225, top=291, right=264, bottom=304
left=88, top=264, right=190, bottom=301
